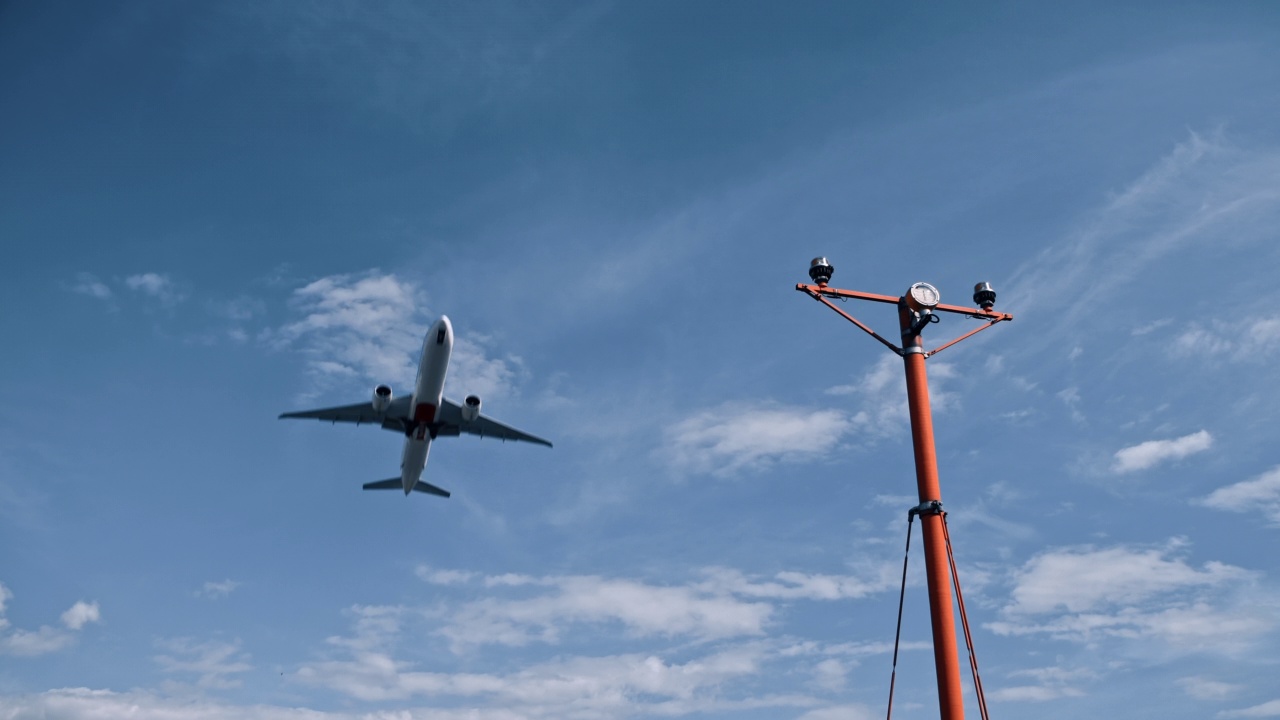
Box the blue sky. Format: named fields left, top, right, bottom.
left=3, top=2, right=1280, bottom=718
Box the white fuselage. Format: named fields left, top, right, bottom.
left=401, top=316, right=453, bottom=493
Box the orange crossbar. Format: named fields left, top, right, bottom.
left=796, top=283, right=1012, bottom=359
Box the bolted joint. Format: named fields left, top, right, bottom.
left=909, top=500, right=944, bottom=518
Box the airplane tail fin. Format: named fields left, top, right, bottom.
left=362, top=478, right=451, bottom=498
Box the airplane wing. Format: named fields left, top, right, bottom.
left=437, top=398, right=553, bottom=447
left=279, top=396, right=412, bottom=431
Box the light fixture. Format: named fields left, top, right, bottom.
left=973, top=282, right=996, bottom=310
left=809, top=257, right=834, bottom=285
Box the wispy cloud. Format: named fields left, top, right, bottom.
left=0, top=583, right=101, bottom=656
left=0, top=688, right=361, bottom=720
left=1058, top=386, right=1084, bottom=423
left=298, top=643, right=813, bottom=713
left=988, top=685, right=1085, bottom=702
left=154, top=637, right=252, bottom=689
left=1219, top=700, right=1280, bottom=718
left=987, top=666, right=1093, bottom=703
left=68, top=272, right=113, bottom=301
left=415, top=568, right=478, bottom=586
left=411, top=565, right=899, bottom=655
left=269, top=271, right=522, bottom=401
left=125, top=272, right=185, bottom=306
left=826, top=354, right=958, bottom=433
left=696, top=566, right=899, bottom=601
left=797, top=705, right=878, bottom=720
left=273, top=271, right=423, bottom=387
left=217, top=3, right=615, bottom=133
left=1005, top=131, right=1280, bottom=353
left=1178, top=676, right=1244, bottom=701
left=659, top=354, right=958, bottom=478
left=293, top=591, right=896, bottom=715
left=438, top=575, right=773, bottom=649
left=1111, top=430, right=1213, bottom=473
left=195, top=579, right=241, bottom=599
left=1200, top=465, right=1280, bottom=526
left=1172, top=317, right=1280, bottom=360
left=664, top=401, right=857, bottom=477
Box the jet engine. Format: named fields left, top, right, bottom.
left=372, top=385, right=393, bottom=413
left=461, top=395, right=481, bottom=423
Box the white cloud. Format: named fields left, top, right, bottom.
left=0, top=583, right=98, bottom=656
left=0, top=688, right=358, bottom=720
left=1172, top=317, right=1280, bottom=360
left=697, top=566, right=899, bottom=601
left=60, top=601, right=100, bottom=630
left=209, top=295, right=264, bottom=322
left=987, top=542, right=1273, bottom=656
left=808, top=658, right=847, bottom=691
left=1111, top=430, right=1213, bottom=473
left=272, top=271, right=521, bottom=401
left=416, top=567, right=478, bottom=586
left=196, top=579, right=241, bottom=599
left=154, top=637, right=252, bottom=689
left=440, top=575, right=773, bottom=649
left=450, top=335, right=522, bottom=401
left=664, top=401, right=857, bottom=477
left=1200, top=465, right=1280, bottom=525
left=796, top=705, right=878, bottom=720
left=276, top=271, right=424, bottom=387
left=826, top=354, right=959, bottom=434
left=125, top=272, right=184, bottom=305
left=6, top=564, right=911, bottom=718
left=1172, top=324, right=1234, bottom=357
left=1000, top=543, right=1248, bottom=616
left=413, top=566, right=898, bottom=656
left=299, top=645, right=779, bottom=709
left=0, top=625, right=77, bottom=656
left=1132, top=318, right=1173, bottom=336
left=988, top=685, right=1085, bottom=702
left=69, top=272, right=112, bottom=300
left=1220, top=700, right=1280, bottom=718
left=1057, top=386, right=1084, bottom=423
left=1178, top=676, right=1245, bottom=701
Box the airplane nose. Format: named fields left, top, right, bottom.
left=434, top=316, right=453, bottom=345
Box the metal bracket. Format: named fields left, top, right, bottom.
left=909, top=500, right=945, bottom=518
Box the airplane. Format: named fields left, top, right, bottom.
left=279, top=315, right=551, bottom=498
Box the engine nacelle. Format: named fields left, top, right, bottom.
left=461, top=395, right=481, bottom=423
left=372, top=385, right=393, bottom=413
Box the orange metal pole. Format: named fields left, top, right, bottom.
left=899, top=303, right=966, bottom=720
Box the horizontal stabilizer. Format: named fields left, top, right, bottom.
left=361, top=478, right=451, bottom=498
left=412, top=480, right=450, bottom=498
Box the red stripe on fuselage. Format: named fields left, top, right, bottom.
left=414, top=403, right=437, bottom=423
